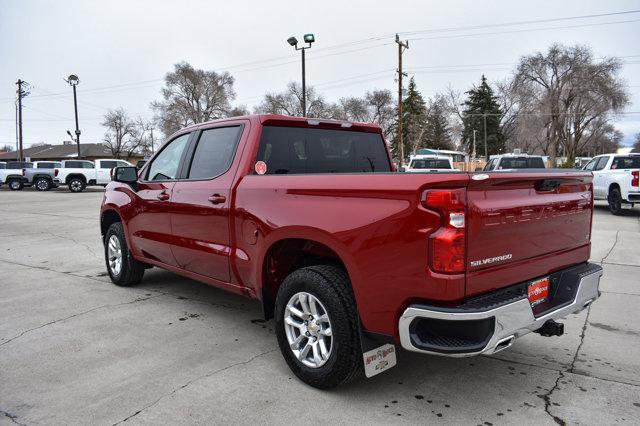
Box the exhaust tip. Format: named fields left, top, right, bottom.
left=494, top=336, right=514, bottom=353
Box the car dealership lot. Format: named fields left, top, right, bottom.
left=0, top=189, right=638, bottom=425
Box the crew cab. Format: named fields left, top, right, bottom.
left=0, top=161, right=32, bottom=190
left=55, top=159, right=133, bottom=192
left=24, top=161, right=62, bottom=191
left=404, top=155, right=457, bottom=172
left=484, top=153, right=546, bottom=171
left=583, top=153, right=640, bottom=214
left=101, top=115, right=602, bottom=388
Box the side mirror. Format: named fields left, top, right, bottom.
left=112, top=166, right=138, bottom=188
left=398, top=166, right=406, bottom=172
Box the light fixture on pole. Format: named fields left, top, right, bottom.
left=65, top=74, right=81, bottom=159
left=287, top=33, right=315, bottom=117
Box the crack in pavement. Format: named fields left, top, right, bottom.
left=0, top=209, right=96, bottom=221
left=42, top=231, right=100, bottom=259
left=0, top=409, right=27, bottom=426
left=542, top=372, right=566, bottom=425
left=600, top=230, right=620, bottom=265
left=0, top=294, right=162, bottom=348
left=112, top=348, right=278, bottom=425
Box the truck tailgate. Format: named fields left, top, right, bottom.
left=465, top=171, right=593, bottom=297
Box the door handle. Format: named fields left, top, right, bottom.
left=208, top=194, right=226, bottom=204
left=157, top=192, right=170, bottom=201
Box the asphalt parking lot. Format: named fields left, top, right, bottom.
left=0, top=187, right=639, bottom=425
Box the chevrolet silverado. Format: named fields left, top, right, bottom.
left=101, top=115, right=602, bottom=388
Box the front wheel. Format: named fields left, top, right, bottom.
left=104, top=222, right=145, bottom=286
left=608, top=188, right=623, bottom=215
left=274, top=265, right=362, bottom=389
left=35, top=177, right=52, bottom=191
left=68, top=178, right=86, bottom=193
left=8, top=179, right=23, bottom=191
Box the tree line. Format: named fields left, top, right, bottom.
left=101, top=43, right=635, bottom=163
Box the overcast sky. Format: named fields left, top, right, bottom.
left=1, top=0, right=639, bottom=149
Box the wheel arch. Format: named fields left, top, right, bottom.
left=66, top=173, right=87, bottom=184
left=258, top=231, right=360, bottom=321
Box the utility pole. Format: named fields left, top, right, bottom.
left=150, top=127, right=155, bottom=155
left=395, top=34, right=409, bottom=166
left=483, top=113, right=488, bottom=161
left=15, top=79, right=25, bottom=162
left=65, top=75, right=81, bottom=159
left=472, top=129, right=477, bottom=161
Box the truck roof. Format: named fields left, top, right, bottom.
left=181, top=114, right=383, bottom=133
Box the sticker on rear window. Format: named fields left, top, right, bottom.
left=255, top=161, right=267, bottom=175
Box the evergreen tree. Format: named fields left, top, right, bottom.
left=462, top=75, right=505, bottom=159
left=391, top=77, right=427, bottom=161
left=423, top=96, right=453, bottom=150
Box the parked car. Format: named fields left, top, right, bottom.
left=24, top=161, right=62, bottom=191
left=136, top=159, right=148, bottom=170
left=54, top=159, right=133, bottom=192
left=584, top=153, right=640, bottom=215
left=0, top=161, right=6, bottom=169
left=404, top=155, right=458, bottom=172
left=101, top=114, right=602, bottom=388
left=484, top=154, right=546, bottom=171
left=0, top=161, right=32, bottom=190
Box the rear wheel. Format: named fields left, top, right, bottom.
left=608, top=188, right=623, bottom=215
left=104, top=222, right=145, bottom=286
left=8, top=179, right=23, bottom=191
left=274, top=265, right=362, bottom=389
left=35, top=177, right=52, bottom=191
left=68, top=177, right=86, bottom=193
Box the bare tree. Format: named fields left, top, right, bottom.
left=512, top=44, right=628, bottom=163
left=255, top=82, right=337, bottom=118
left=338, top=90, right=395, bottom=138
left=0, top=144, right=15, bottom=152
left=102, top=109, right=149, bottom=159
left=151, top=62, right=237, bottom=136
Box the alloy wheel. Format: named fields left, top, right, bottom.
left=107, top=235, right=123, bottom=276
left=283, top=291, right=333, bottom=368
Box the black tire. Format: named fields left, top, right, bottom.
left=35, top=177, right=52, bottom=191
left=8, top=179, right=23, bottom=191
left=104, top=222, right=145, bottom=286
left=68, top=177, right=86, bottom=193
left=608, top=187, right=623, bottom=215
left=274, top=265, right=362, bottom=389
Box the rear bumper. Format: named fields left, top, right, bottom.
left=398, top=262, right=602, bottom=356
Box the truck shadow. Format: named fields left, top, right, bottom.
left=133, top=267, right=564, bottom=421
left=593, top=204, right=640, bottom=217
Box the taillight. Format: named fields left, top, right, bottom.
left=422, top=189, right=466, bottom=274
left=632, top=171, right=639, bottom=187
left=21, top=168, right=26, bottom=176
left=110, top=168, right=114, bottom=178
left=54, top=168, right=59, bottom=177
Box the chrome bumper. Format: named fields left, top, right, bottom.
left=399, top=264, right=602, bottom=357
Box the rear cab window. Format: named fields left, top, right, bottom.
left=410, top=159, right=451, bottom=169
left=498, top=157, right=545, bottom=169
left=256, top=126, right=391, bottom=174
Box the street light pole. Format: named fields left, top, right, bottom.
left=65, top=74, right=81, bottom=159
left=287, top=34, right=315, bottom=117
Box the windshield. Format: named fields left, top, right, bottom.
left=410, top=159, right=451, bottom=169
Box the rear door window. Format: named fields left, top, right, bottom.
left=611, top=156, right=640, bottom=169
left=256, top=126, right=391, bottom=174
left=187, top=126, right=242, bottom=179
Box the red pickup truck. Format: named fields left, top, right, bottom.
left=101, top=115, right=602, bottom=388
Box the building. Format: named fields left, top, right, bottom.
left=0, top=142, right=145, bottom=165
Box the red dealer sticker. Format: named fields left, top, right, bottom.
left=255, top=161, right=267, bottom=175
left=528, top=277, right=550, bottom=307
